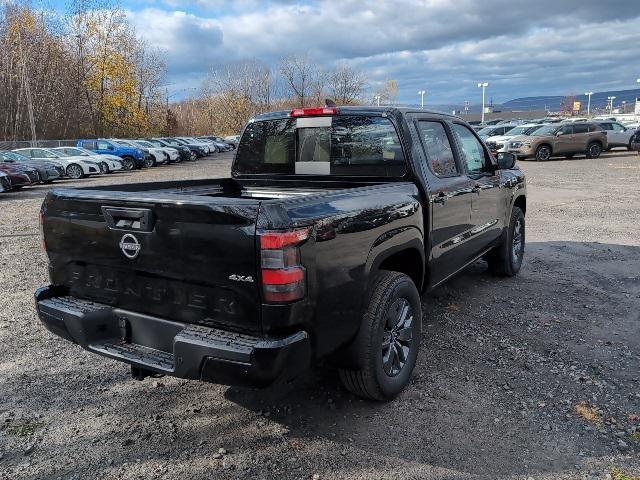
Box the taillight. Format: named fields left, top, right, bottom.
left=260, top=228, right=309, bottom=303
left=39, top=209, right=47, bottom=252
left=290, top=107, right=337, bottom=117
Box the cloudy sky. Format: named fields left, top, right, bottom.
left=56, top=0, right=640, bottom=105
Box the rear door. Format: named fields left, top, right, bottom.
left=413, top=118, right=474, bottom=285
left=572, top=123, right=591, bottom=151
left=43, top=192, right=263, bottom=334
left=555, top=124, right=575, bottom=154
left=451, top=123, right=503, bottom=256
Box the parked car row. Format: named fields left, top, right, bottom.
left=482, top=119, right=639, bottom=161
left=0, top=134, right=237, bottom=194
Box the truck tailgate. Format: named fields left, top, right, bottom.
left=42, top=190, right=262, bottom=334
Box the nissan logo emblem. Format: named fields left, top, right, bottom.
left=119, top=233, right=141, bottom=259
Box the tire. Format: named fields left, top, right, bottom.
left=564, top=154, right=575, bottom=159
left=487, top=206, right=525, bottom=277
left=144, top=156, right=154, bottom=168
left=99, top=162, right=108, bottom=174
left=338, top=271, right=422, bottom=401
left=66, top=164, right=84, bottom=179
left=189, top=152, right=197, bottom=161
left=121, top=156, right=135, bottom=171
left=586, top=142, right=602, bottom=159
left=535, top=145, right=551, bottom=161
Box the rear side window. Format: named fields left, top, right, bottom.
left=573, top=124, right=589, bottom=134
left=81, top=141, right=95, bottom=149
left=416, top=121, right=457, bottom=177
left=235, top=115, right=406, bottom=176
left=599, top=123, right=613, bottom=131
left=96, top=141, right=110, bottom=150
left=452, top=124, right=488, bottom=175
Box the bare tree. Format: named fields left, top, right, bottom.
left=327, top=63, right=367, bottom=104
left=279, top=54, right=318, bottom=108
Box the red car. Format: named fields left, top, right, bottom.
left=0, top=162, right=38, bottom=189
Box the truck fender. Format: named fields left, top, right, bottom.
left=364, top=226, right=425, bottom=294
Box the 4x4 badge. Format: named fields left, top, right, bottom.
left=119, top=233, right=141, bottom=259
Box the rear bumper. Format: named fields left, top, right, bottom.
left=35, top=286, right=311, bottom=387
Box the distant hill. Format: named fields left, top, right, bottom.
left=418, top=88, right=640, bottom=113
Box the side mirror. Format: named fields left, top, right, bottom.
left=497, top=152, right=516, bottom=170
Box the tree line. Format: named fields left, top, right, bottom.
left=0, top=0, right=166, bottom=141
left=174, top=55, right=399, bottom=136
left=0, top=1, right=397, bottom=140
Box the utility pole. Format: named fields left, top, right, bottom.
left=417, top=90, right=426, bottom=109
left=478, top=82, right=489, bottom=123
left=584, top=92, right=593, bottom=116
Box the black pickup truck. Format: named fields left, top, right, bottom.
left=36, top=106, right=526, bottom=401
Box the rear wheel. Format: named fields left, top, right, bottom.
left=535, top=145, right=551, bottom=161
left=338, top=271, right=421, bottom=401
left=487, top=206, right=525, bottom=277
left=99, top=162, right=108, bottom=173
left=66, top=164, right=84, bottom=179
left=144, top=156, right=154, bottom=168
left=121, top=156, right=135, bottom=171
left=586, top=142, right=602, bottom=159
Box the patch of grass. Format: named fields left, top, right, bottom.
left=631, top=431, right=640, bottom=442
left=575, top=402, right=602, bottom=426
left=5, top=422, right=41, bottom=437
left=611, top=467, right=640, bottom=480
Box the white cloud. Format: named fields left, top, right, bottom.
left=128, top=0, right=640, bottom=103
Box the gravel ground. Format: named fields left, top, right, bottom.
left=1, top=150, right=639, bottom=480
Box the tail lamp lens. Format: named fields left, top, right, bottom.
left=260, top=228, right=309, bottom=303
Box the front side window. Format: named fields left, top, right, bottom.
left=560, top=125, right=573, bottom=135
left=452, top=124, right=488, bottom=175
left=417, top=121, right=457, bottom=177
left=612, top=123, right=625, bottom=132
left=235, top=115, right=405, bottom=176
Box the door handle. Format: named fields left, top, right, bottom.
left=433, top=192, right=447, bottom=204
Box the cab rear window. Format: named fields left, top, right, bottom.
left=234, top=115, right=406, bottom=176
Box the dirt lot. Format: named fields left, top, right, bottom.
left=1, top=151, right=639, bottom=480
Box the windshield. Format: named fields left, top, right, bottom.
left=171, top=138, right=188, bottom=145
left=0, top=151, right=29, bottom=162
left=235, top=115, right=406, bottom=177
left=111, top=139, right=131, bottom=147
left=55, top=147, right=90, bottom=157
left=135, top=141, right=153, bottom=148
left=506, top=125, right=537, bottom=136
left=148, top=140, right=164, bottom=147
left=530, top=125, right=559, bottom=136
left=38, top=149, right=61, bottom=158
left=477, top=127, right=497, bottom=136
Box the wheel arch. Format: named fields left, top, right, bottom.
left=365, top=227, right=425, bottom=293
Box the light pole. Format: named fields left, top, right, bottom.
left=478, top=82, right=489, bottom=123
left=584, top=92, right=593, bottom=116
left=607, top=96, right=616, bottom=113
left=417, top=90, right=426, bottom=109
left=374, top=95, right=381, bottom=106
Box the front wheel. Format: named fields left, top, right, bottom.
left=338, top=271, right=421, bottom=401
left=144, top=156, right=155, bottom=168
left=586, top=142, right=602, bottom=159
left=535, top=145, right=551, bottom=161
left=121, top=157, right=135, bottom=170
left=487, top=206, right=525, bottom=277
left=99, top=162, right=108, bottom=173
left=66, top=164, right=84, bottom=179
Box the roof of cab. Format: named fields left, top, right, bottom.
left=252, top=105, right=461, bottom=122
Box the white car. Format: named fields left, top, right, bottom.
left=13, top=148, right=102, bottom=179
left=484, top=124, right=545, bottom=153
left=177, top=137, right=212, bottom=154
left=595, top=121, right=637, bottom=149
left=224, top=135, right=240, bottom=147
left=111, top=139, right=168, bottom=166
left=52, top=147, right=123, bottom=173
left=0, top=171, right=10, bottom=192
left=133, top=140, right=180, bottom=163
